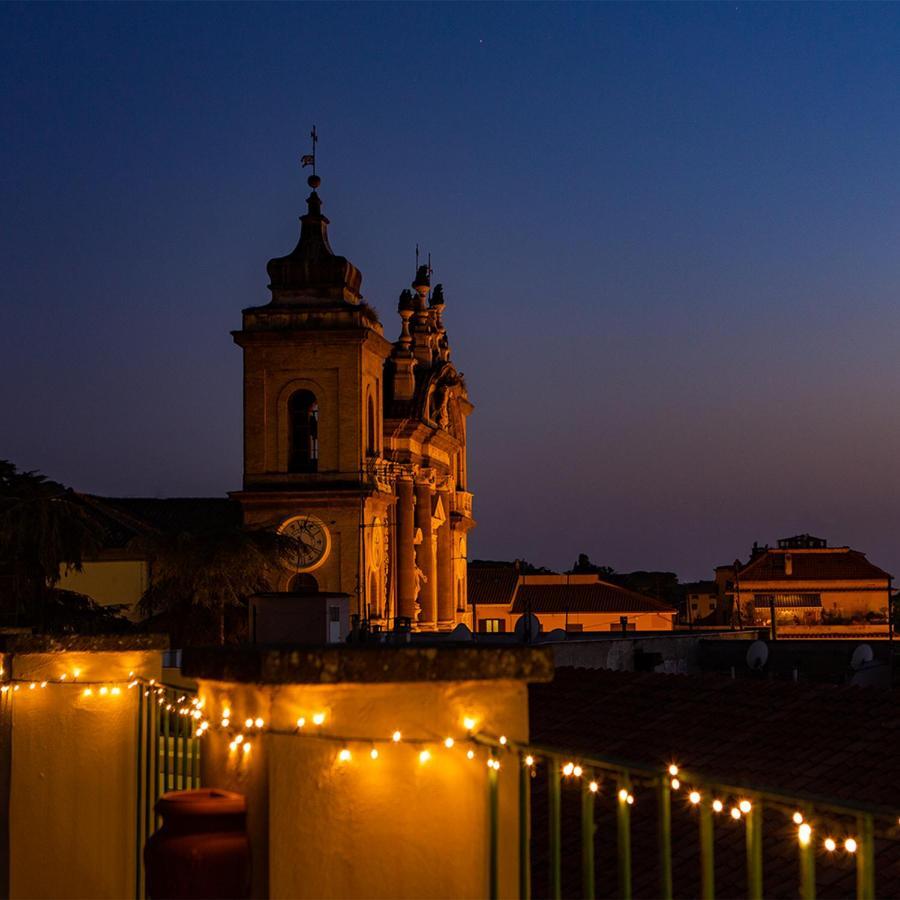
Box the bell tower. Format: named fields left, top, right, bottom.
left=231, top=170, right=394, bottom=612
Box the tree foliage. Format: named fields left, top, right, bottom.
left=137, top=525, right=297, bottom=646
left=0, top=460, right=111, bottom=629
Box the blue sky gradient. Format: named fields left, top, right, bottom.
left=3, top=3, right=900, bottom=578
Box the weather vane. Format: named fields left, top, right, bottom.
left=301, top=125, right=319, bottom=185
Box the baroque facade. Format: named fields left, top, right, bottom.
left=231, top=174, right=474, bottom=630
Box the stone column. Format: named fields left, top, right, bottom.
left=396, top=476, right=417, bottom=623
left=415, top=480, right=437, bottom=629
left=436, top=488, right=454, bottom=629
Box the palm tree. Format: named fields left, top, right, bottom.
left=138, top=524, right=297, bottom=646
left=0, top=460, right=106, bottom=629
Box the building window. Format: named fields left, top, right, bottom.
left=288, top=390, right=319, bottom=472
left=479, top=618, right=505, bottom=633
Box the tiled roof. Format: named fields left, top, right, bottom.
left=528, top=668, right=900, bottom=899
left=467, top=564, right=519, bottom=606
left=79, top=495, right=240, bottom=549
left=512, top=582, right=675, bottom=615
left=739, top=548, right=891, bottom=582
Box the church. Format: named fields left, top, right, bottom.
left=232, top=169, right=475, bottom=630
left=54, top=167, right=475, bottom=634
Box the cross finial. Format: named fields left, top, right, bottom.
left=301, top=125, right=320, bottom=188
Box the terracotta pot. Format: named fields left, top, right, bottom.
left=145, top=789, right=251, bottom=899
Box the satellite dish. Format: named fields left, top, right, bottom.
left=513, top=613, right=542, bottom=641
left=745, top=640, right=769, bottom=671
left=449, top=623, right=472, bottom=641
left=543, top=628, right=567, bottom=642
left=850, top=643, right=874, bottom=671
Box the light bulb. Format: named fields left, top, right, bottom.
left=525, top=755, right=535, bottom=767
left=730, top=808, right=741, bottom=820
left=499, top=736, right=507, bottom=746
left=255, top=717, right=264, bottom=728
left=573, top=765, right=583, bottom=778
left=242, top=741, right=251, bottom=755
left=338, top=748, right=351, bottom=762
left=235, top=734, right=244, bottom=744
left=463, top=717, right=476, bottom=732
left=844, top=838, right=857, bottom=854
left=222, top=707, right=231, bottom=718
left=712, top=800, right=723, bottom=813
left=312, top=712, right=326, bottom=726
left=245, top=718, right=254, bottom=728
left=792, top=812, right=804, bottom=825
left=111, top=687, right=121, bottom=696
left=370, top=748, right=379, bottom=760
left=392, top=730, right=402, bottom=742
left=798, top=823, right=812, bottom=845
left=83, top=688, right=93, bottom=697
left=221, top=718, right=230, bottom=728
left=28, top=682, right=35, bottom=690
left=99, top=687, right=108, bottom=696
left=671, top=778, right=680, bottom=790
left=419, top=750, right=431, bottom=764
left=228, top=741, right=237, bottom=752
left=444, top=737, right=454, bottom=748
left=618, top=788, right=628, bottom=803
left=466, top=749, right=475, bottom=760
left=296, top=717, right=306, bottom=728
left=739, top=800, right=751, bottom=814
left=563, top=763, right=574, bottom=776
left=689, top=791, right=701, bottom=805
left=589, top=781, right=599, bottom=793
left=824, top=838, right=836, bottom=852
left=626, top=794, right=634, bottom=805
left=668, top=764, right=679, bottom=777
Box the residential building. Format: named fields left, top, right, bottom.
left=468, top=562, right=676, bottom=633
left=720, top=534, right=891, bottom=626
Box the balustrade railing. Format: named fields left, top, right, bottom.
left=477, top=738, right=897, bottom=900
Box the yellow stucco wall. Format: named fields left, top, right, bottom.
left=57, top=559, right=148, bottom=612
left=198, top=677, right=530, bottom=899
left=7, top=649, right=162, bottom=900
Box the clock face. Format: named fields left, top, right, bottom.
left=279, top=515, right=330, bottom=571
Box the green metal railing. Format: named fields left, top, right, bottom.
left=135, top=683, right=201, bottom=899
left=484, top=742, right=897, bottom=900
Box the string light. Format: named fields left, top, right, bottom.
left=525, top=755, right=534, bottom=767
left=730, top=807, right=741, bottom=820
left=668, top=764, right=679, bottom=777
left=739, top=800, right=752, bottom=814
left=844, top=838, right=857, bottom=854
left=392, top=730, right=402, bottom=743
left=798, top=823, right=812, bottom=845
left=312, top=712, right=325, bottom=726
left=242, top=742, right=251, bottom=755
left=255, top=717, right=264, bottom=729
left=793, top=812, right=804, bottom=825
left=444, top=737, right=454, bottom=749
left=563, top=762, right=575, bottom=776
left=618, top=788, right=628, bottom=802
left=370, top=748, right=379, bottom=760
left=463, top=717, right=476, bottom=732
left=671, top=778, right=680, bottom=790
left=296, top=717, right=306, bottom=729
left=245, top=718, right=253, bottom=728
left=419, top=750, right=431, bottom=765
left=824, top=838, right=836, bottom=852
left=713, top=800, right=725, bottom=813
left=466, top=750, right=475, bottom=760
left=338, top=748, right=352, bottom=763
left=499, top=736, right=507, bottom=746
left=573, top=765, right=583, bottom=777
left=689, top=791, right=701, bottom=805
left=589, top=781, right=599, bottom=793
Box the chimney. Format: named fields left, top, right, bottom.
left=784, top=553, right=793, bottom=576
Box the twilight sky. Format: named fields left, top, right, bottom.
left=4, top=3, right=900, bottom=580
